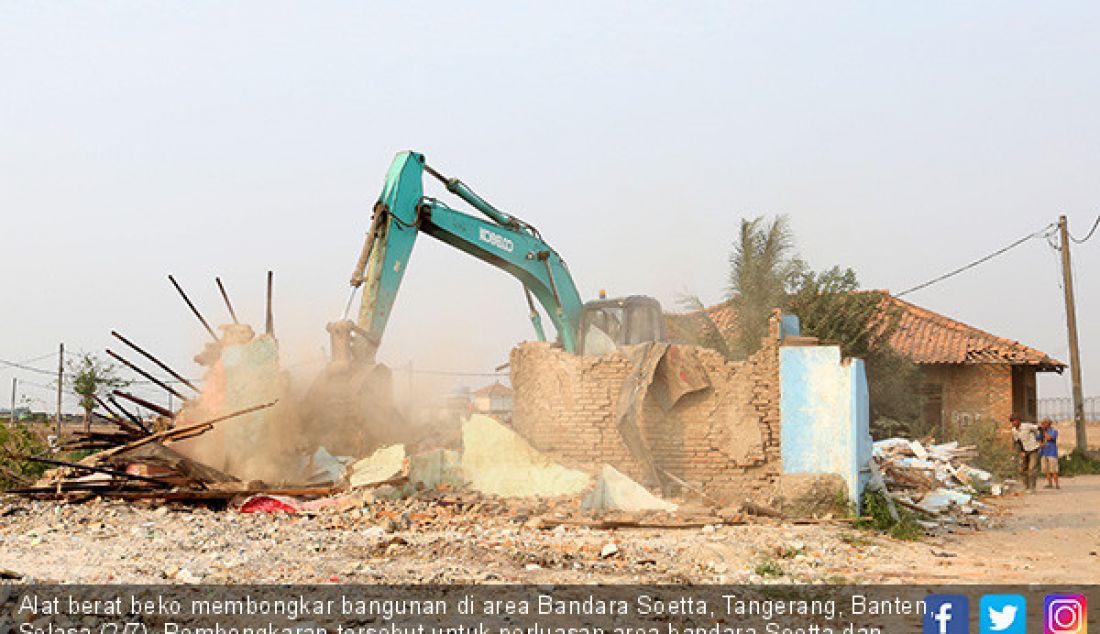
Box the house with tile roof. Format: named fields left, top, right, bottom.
left=881, top=295, right=1063, bottom=430
left=671, top=295, right=1064, bottom=431
left=472, top=381, right=514, bottom=420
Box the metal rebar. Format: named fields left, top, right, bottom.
left=215, top=277, right=240, bottom=324
left=168, top=275, right=219, bottom=342
left=106, top=349, right=185, bottom=400
left=111, top=330, right=199, bottom=392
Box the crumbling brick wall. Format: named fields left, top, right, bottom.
left=510, top=322, right=783, bottom=505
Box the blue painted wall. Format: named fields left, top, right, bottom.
left=779, top=344, right=872, bottom=511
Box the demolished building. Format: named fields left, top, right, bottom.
left=509, top=311, right=871, bottom=511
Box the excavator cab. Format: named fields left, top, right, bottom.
left=578, top=295, right=667, bottom=355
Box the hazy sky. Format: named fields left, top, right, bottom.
left=1, top=2, right=1097, bottom=413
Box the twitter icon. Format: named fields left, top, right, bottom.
left=981, top=595, right=1026, bottom=634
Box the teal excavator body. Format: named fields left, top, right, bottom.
left=341, top=151, right=665, bottom=362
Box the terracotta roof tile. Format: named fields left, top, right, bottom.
left=473, top=381, right=513, bottom=397
left=671, top=295, right=1065, bottom=370
left=883, top=295, right=1063, bottom=368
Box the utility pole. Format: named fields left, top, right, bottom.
left=55, top=342, right=64, bottom=440
left=1058, top=215, right=1089, bottom=453
left=265, top=270, right=274, bottom=337
left=9, top=378, right=15, bottom=425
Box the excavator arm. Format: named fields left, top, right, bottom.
left=346, top=151, right=584, bottom=361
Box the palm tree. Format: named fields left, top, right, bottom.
left=727, top=215, right=803, bottom=358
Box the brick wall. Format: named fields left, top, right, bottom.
left=509, top=322, right=783, bottom=505
left=922, top=363, right=1015, bottom=431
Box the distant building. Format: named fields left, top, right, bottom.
left=673, top=294, right=1064, bottom=432
left=472, top=381, right=514, bottom=420
left=1, top=407, right=35, bottom=422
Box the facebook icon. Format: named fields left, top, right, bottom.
left=925, top=595, right=970, bottom=634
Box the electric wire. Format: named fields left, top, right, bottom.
left=17, top=352, right=57, bottom=365
left=0, top=357, right=56, bottom=377
left=895, top=223, right=1057, bottom=297
left=1069, top=215, right=1100, bottom=244
left=1, top=355, right=200, bottom=389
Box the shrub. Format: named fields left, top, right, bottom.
left=1060, top=449, right=1100, bottom=476
left=949, top=419, right=1017, bottom=480
left=0, top=422, right=49, bottom=489
left=754, top=559, right=785, bottom=578
left=858, top=489, right=924, bottom=540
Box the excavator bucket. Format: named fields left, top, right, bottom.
left=299, top=320, right=406, bottom=458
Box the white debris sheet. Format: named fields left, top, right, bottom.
left=872, top=437, right=995, bottom=528
left=582, top=464, right=678, bottom=512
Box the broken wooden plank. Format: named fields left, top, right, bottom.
left=90, top=400, right=277, bottom=461
left=113, top=389, right=175, bottom=419
left=24, top=455, right=176, bottom=487
left=106, top=442, right=239, bottom=485
left=538, top=516, right=732, bottom=530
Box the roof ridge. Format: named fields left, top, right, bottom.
left=886, top=295, right=1042, bottom=354
left=670, top=292, right=1063, bottom=368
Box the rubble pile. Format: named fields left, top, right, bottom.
left=13, top=411, right=717, bottom=533
left=0, top=488, right=906, bottom=584
left=873, top=437, right=997, bottom=530
left=12, top=401, right=303, bottom=502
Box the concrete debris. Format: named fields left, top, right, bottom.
left=873, top=437, right=995, bottom=530
left=0, top=489, right=874, bottom=584
left=348, top=444, right=408, bottom=489
left=917, top=488, right=973, bottom=514
left=460, top=415, right=591, bottom=498
left=406, top=448, right=464, bottom=492
left=582, top=465, right=677, bottom=512
left=305, top=446, right=352, bottom=484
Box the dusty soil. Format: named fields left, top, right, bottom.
left=1, top=476, right=1097, bottom=584
left=896, top=472, right=1100, bottom=583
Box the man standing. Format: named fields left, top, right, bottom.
left=1039, top=418, right=1060, bottom=489
left=1010, top=415, right=1041, bottom=492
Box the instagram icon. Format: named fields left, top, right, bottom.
left=1045, top=594, right=1088, bottom=634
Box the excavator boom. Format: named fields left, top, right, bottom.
left=347, top=151, right=584, bottom=360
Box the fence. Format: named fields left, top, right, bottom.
left=1037, top=396, right=1100, bottom=422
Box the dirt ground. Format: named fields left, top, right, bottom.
left=1, top=475, right=1097, bottom=584
left=896, top=472, right=1100, bottom=583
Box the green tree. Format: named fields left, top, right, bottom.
left=67, top=352, right=129, bottom=432
left=786, top=266, right=924, bottom=434
left=726, top=215, right=804, bottom=358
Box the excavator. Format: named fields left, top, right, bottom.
left=334, top=150, right=667, bottom=362
left=306, top=150, right=668, bottom=454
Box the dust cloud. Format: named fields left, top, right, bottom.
left=171, top=321, right=484, bottom=485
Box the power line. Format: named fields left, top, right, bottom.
left=17, top=351, right=57, bottom=364
left=403, top=369, right=509, bottom=378
left=1, top=354, right=201, bottom=387
left=0, top=357, right=56, bottom=377
left=895, top=223, right=1056, bottom=298
left=1070, top=215, right=1100, bottom=244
